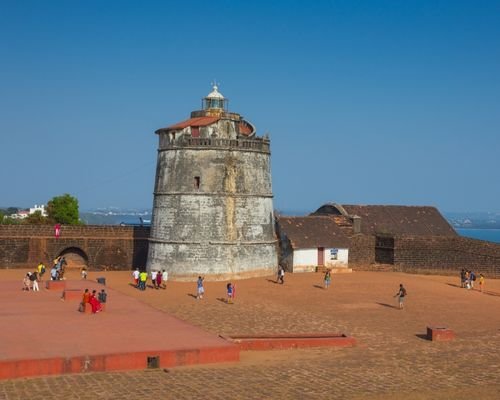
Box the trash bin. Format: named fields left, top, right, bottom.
left=97, top=277, right=106, bottom=285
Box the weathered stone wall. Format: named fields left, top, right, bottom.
left=348, top=234, right=376, bottom=266
left=0, top=225, right=149, bottom=270
left=393, top=235, right=500, bottom=277
left=148, top=141, right=278, bottom=280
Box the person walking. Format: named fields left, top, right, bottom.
left=278, top=266, right=285, bottom=284
left=394, top=284, right=407, bottom=309
left=479, top=274, right=485, bottom=293
left=79, top=288, right=91, bottom=312
left=155, top=270, right=162, bottom=289
left=139, top=270, right=148, bottom=291
left=465, top=270, right=471, bottom=289
left=151, top=270, right=158, bottom=289
left=132, top=268, right=140, bottom=287
left=324, top=269, right=332, bottom=289
left=30, top=271, right=39, bottom=291
left=469, top=270, right=476, bottom=289
left=196, top=276, right=205, bottom=299
left=89, top=290, right=102, bottom=313
left=37, top=262, right=46, bottom=281
left=98, top=289, right=107, bottom=304
left=161, top=269, right=169, bottom=290
left=226, top=282, right=234, bottom=304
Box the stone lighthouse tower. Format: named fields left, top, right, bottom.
left=147, top=85, right=278, bottom=280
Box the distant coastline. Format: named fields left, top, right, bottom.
left=78, top=209, right=500, bottom=244
left=456, top=228, right=500, bottom=244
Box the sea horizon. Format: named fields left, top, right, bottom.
left=455, top=228, right=500, bottom=244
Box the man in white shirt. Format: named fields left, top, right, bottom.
left=151, top=270, right=158, bottom=289
left=132, top=269, right=140, bottom=287
left=162, top=269, right=169, bottom=289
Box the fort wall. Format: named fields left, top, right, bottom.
left=0, top=225, right=149, bottom=270
left=394, top=235, right=500, bottom=277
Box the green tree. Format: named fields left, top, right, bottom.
left=6, top=207, right=19, bottom=215
left=47, top=194, right=80, bottom=225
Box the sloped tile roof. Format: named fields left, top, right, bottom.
left=277, top=216, right=350, bottom=249
left=342, top=205, right=456, bottom=236
left=164, top=116, right=220, bottom=130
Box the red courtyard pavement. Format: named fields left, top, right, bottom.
left=0, top=279, right=239, bottom=380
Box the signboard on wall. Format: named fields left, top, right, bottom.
left=330, top=248, right=338, bottom=260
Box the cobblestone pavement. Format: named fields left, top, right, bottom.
left=1, top=270, right=500, bottom=399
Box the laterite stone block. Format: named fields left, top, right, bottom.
left=427, top=327, right=455, bottom=341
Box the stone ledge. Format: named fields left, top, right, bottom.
left=62, top=289, right=82, bottom=301
left=46, top=281, right=66, bottom=291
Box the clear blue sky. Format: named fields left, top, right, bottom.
left=1, top=0, right=499, bottom=213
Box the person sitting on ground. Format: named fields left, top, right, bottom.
left=80, top=266, right=88, bottom=280
left=50, top=266, right=58, bottom=281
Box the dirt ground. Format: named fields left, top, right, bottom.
left=1, top=268, right=500, bottom=399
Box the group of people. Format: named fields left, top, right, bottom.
left=22, top=261, right=49, bottom=291
left=22, top=270, right=40, bottom=291
left=132, top=268, right=169, bottom=291
left=79, top=288, right=107, bottom=313
left=195, top=277, right=234, bottom=304
left=460, top=269, right=485, bottom=291
left=50, top=256, right=67, bottom=281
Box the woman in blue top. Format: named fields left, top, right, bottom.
left=196, top=276, right=205, bottom=299
left=226, top=283, right=234, bottom=303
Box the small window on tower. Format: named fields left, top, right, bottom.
left=194, top=176, right=200, bottom=189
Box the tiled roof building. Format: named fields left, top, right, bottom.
left=312, top=203, right=456, bottom=237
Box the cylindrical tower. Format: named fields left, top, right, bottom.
left=147, top=85, right=278, bottom=280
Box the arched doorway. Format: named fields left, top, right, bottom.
left=58, top=247, right=89, bottom=269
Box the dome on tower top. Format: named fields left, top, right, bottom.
left=203, top=83, right=228, bottom=111
left=206, top=84, right=224, bottom=99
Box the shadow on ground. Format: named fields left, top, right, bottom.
left=376, top=302, right=398, bottom=309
